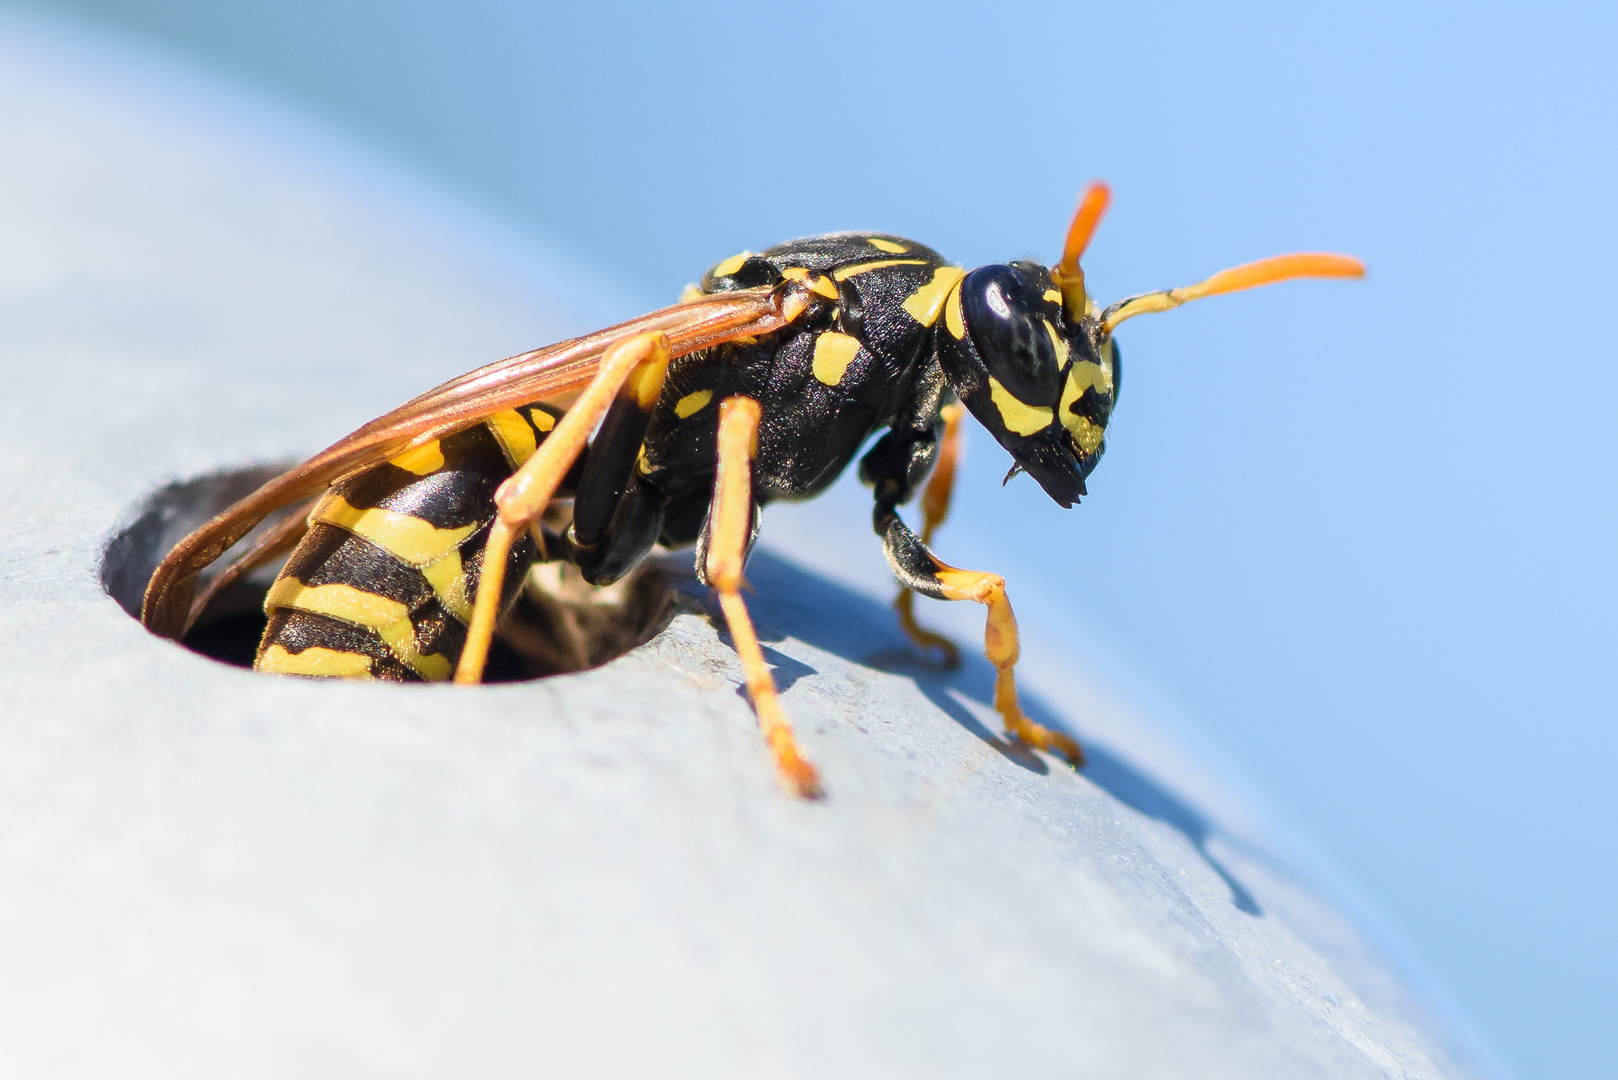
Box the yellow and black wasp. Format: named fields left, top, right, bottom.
left=142, top=183, right=1363, bottom=798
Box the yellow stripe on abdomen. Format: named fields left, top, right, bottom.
left=258, top=644, right=375, bottom=679
left=420, top=549, right=472, bottom=624
left=264, top=577, right=453, bottom=681
left=310, top=494, right=478, bottom=568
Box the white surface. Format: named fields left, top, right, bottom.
left=0, top=8, right=1503, bottom=1078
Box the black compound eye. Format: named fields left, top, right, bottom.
left=701, top=253, right=782, bottom=292
left=961, top=265, right=1061, bottom=406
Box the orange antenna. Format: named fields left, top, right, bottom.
left=1100, top=252, right=1365, bottom=335
left=1051, top=182, right=1112, bottom=319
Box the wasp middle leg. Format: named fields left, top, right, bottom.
left=702, top=397, right=822, bottom=798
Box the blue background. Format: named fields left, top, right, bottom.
left=19, top=1, right=1615, bottom=1076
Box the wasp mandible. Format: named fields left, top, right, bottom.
left=142, top=183, right=1363, bottom=798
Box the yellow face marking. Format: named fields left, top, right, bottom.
left=812, top=332, right=863, bottom=386
left=867, top=237, right=908, bottom=253
left=420, top=550, right=471, bottom=624
left=674, top=389, right=714, bottom=419
left=711, top=251, right=752, bottom=278
left=486, top=409, right=537, bottom=467
left=901, top=266, right=968, bottom=328
left=265, top=578, right=451, bottom=681
left=636, top=444, right=654, bottom=476
left=1043, top=288, right=1062, bottom=307
left=831, top=258, right=930, bottom=281
left=389, top=440, right=444, bottom=476
left=1042, top=320, right=1071, bottom=369
left=987, top=377, right=1053, bottom=436
left=528, top=407, right=556, bottom=432
left=258, top=644, right=374, bottom=679
left=1058, top=351, right=1112, bottom=454
left=944, top=282, right=966, bottom=340
left=1065, top=413, right=1106, bottom=454
left=311, top=494, right=478, bottom=567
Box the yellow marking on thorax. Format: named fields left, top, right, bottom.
left=944, top=282, right=966, bottom=340
left=712, top=251, right=752, bottom=278
left=389, top=440, right=445, bottom=475
left=636, top=444, right=654, bottom=476
left=988, top=377, right=1053, bottom=436
left=781, top=266, right=838, bottom=299
left=679, top=283, right=704, bottom=302
left=265, top=578, right=452, bottom=681
left=1043, top=288, right=1062, bottom=306
left=812, top=332, right=863, bottom=386
left=528, top=407, right=556, bottom=432
left=901, top=266, right=967, bottom=327
left=311, top=494, right=479, bottom=567
left=675, top=389, right=714, bottom=418
left=831, top=258, right=930, bottom=281
left=258, top=644, right=374, bottom=679
left=420, top=550, right=472, bottom=624
left=486, top=409, right=537, bottom=467
left=867, top=237, right=908, bottom=253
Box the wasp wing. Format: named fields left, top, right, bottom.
left=142, top=287, right=786, bottom=639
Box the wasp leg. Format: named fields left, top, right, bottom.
left=877, top=507, right=1085, bottom=768
left=893, top=402, right=965, bottom=666
left=184, top=505, right=313, bottom=634
left=567, top=337, right=671, bottom=585
left=703, top=397, right=822, bottom=798
left=455, top=331, right=672, bottom=684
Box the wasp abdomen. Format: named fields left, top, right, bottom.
left=255, top=405, right=560, bottom=681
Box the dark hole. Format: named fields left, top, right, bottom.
left=103, top=465, right=677, bottom=682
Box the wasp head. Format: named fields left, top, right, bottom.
left=937, top=261, right=1117, bottom=508
left=938, top=182, right=1364, bottom=509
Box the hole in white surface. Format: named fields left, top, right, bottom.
left=103, top=466, right=675, bottom=682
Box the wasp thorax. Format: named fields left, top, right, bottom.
left=939, top=261, right=1116, bottom=508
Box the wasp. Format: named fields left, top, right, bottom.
left=142, top=183, right=1363, bottom=798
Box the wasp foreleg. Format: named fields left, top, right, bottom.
left=892, top=402, right=965, bottom=666
left=876, top=507, right=1085, bottom=768
left=702, top=397, right=822, bottom=799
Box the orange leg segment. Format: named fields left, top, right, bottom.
left=931, top=562, right=1085, bottom=768
left=708, top=397, right=822, bottom=799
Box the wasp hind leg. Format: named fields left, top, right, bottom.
left=455, top=331, right=673, bottom=684
left=702, top=397, right=822, bottom=799
left=877, top=506, right=1085, bottom=768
